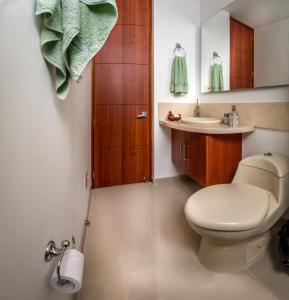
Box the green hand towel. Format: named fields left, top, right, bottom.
left=170, top=56, right=188, bottom=94
left=211, top=63, right=224, bottom=92
left=36, top=0, right=118, bottom=100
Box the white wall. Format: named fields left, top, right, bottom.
left=0, top=1, right=91, bottom=300
left=243, top=129, right=289, bottom=158
left=153, top=0, right=200, bottom=179
left=255, top=17, right=289, bottom=88
left=200, top=0, right=289, bottom=159
left=201, top=0, right=234, bottom=22
left=201, top=10, right=230, bottom=92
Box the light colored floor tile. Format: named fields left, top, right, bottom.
left=248, top=224, right=289, bottom=300
left=88, top=188, right=117, bottom=221
left=117, top=214, right=156, bottom=273
left=79, top=279, right=128, bottom=300
left=113, top=182, right=156, bottom=273
left=80, top=177, right=280, bottom=300
left=83, top=219, right=124, bottom=284
left=192, top=272, right=277, bottom=300
left=125, top=268, right=157, bottom=300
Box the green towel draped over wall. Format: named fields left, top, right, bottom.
left=36, top=0, right=118, bottom=100
left=170, top=56, right=188, bottom=94
left=210, top=63, right=224, bottom=92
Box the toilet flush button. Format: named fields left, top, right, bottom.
left=264, top=153, right=272, bottom=157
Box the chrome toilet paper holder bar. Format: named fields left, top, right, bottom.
left=45, top=237, right=76, bottom=286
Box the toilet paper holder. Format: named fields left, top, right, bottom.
left=45, top=237, right=76, bottom=286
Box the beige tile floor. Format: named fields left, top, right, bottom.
left=79, top=177, right=289, bottom=300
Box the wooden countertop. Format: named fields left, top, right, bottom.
left=159, top=119, right=255, bottom=135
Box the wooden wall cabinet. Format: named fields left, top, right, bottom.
left=172, top=129, right=242, bottom=187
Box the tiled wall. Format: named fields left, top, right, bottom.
left=159, top=102, right=289, bottom=131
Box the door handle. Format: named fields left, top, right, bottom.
left=137, top=111, right=148, bottom=119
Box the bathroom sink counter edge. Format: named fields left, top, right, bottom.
left=159, top=119, right=255, bottom=135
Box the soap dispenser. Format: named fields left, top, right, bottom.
left=229, top=105, right=239, bottom=127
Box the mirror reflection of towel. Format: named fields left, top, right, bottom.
left=170, top=56, right=188, bottom=94
left=210, top=63, right=224, bottom=92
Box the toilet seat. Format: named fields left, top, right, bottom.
left=185, top=183, right=270, bottom=232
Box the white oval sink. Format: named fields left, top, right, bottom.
left=181, top=117, right=222, bottom=125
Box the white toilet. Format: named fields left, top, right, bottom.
left=185, top=153, right=289, bottom=273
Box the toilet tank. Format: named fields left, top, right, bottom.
left=233, top=154, right=289, bottom=203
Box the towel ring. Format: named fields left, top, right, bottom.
left=174, top=43, right=186, bottom=57
left=212, top=51, right=222, bottom=64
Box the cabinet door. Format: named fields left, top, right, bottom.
left=171, top=129, right=185, bottom=173
left=185, top=133, right=206, bottom=186
left=205, top=134, right=242, bottom=186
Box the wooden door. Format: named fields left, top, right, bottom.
left=230, top=18, right=254, bottom=90
left=92, top=0, right=152, bottom=188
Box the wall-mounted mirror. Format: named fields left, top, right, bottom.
left=201, top=0, right=289, bottom=93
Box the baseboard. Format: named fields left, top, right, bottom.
left=80, top=189, right=92, bottom=251
left=152, top=174, right=188, bottom=183
left=72, top=189, right=93, bottom=300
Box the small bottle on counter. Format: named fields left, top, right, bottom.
left=229, top=105, right=239, bottom=127
left=223, top=113, right=230, bottom=125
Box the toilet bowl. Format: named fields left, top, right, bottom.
left=185, top=153, right=289, bottom=273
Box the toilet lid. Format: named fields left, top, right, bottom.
left=185, top=183, right=270, bottom=231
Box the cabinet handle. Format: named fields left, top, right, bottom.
left=179, top=143, right=183, bottom=161
left=184, top=144, right=189, bottom=161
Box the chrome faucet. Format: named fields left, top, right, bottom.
left=194, top=98, right=200, bottom=118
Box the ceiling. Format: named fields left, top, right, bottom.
left=225, top=0, right=289, bottom=28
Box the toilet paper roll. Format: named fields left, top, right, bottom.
left=50, top=249, right=84, bottom=294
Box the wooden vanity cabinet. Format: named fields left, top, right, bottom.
left=172, top=129, right=242, bottom=187
left=172, top=129, right=185, bottom=172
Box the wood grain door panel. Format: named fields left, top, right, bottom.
left=241, top=25, right=254, bottom=54
left=94, top=146, right=150, bottom=187
left=230, top=76, right=241, bottom=90
left=241, top=51, right=253, bottom=81
left=230, top=19, right=241, bottom=49
left=94, top=105, right=123, bottom=147
left=123, top=146, right=150, bottom=183
left=94, top=64, right=150, bottom=105
left=241, top=79, right=253, bottom=89
left=94, top=147, right=123, bottom=187
left=230, top=17, right=254, bottom=90
left=123, top=105, right=150, bottom=146
left=94, top=105, right=149, bottom=147
left=230, top=49, right=241, bottom=79
left=117, top=0, right=150, bottom=25
left=94, top=25, right=150, bottom=64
